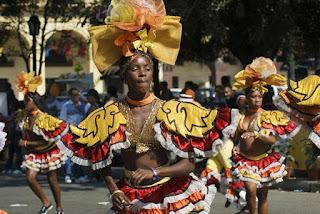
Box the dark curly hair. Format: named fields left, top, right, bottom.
left=119, top=50, right=154, bottom=81
left=25, top=92, right=44, bottom=109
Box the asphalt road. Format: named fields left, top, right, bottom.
left=1, top=171, right=320, bottom=214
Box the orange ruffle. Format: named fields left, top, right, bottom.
left=113, top=0, right=166, bottom=31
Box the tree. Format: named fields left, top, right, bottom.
left=166, top=0, right=229, bottom=85
left=0, top=0, right=86, bottom=75
left=220, top=0, right=292, bottom=67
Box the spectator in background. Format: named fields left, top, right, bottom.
left=85, top=89, right=102, bottom=116
left=84, top=89, right=103, bottom=182
left=223, top=85, right=246, bottom=113
left=159, top=81, right=173, bottom=101
left=210, top=85, right=226, bottom=109
left=1, top=101, right=24, bottom=174
left=59, top=88, right=89, bottom=184
left=44, top=82, right=62, bottom=117
left=104, top=86, right=118, bottom=104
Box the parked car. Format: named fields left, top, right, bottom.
left=195, top=88, right=215, bottom=107
left=170, top=88, right=182, bottom=99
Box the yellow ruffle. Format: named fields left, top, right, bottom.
left=287, top=75, right=320, bottom=106
left=88, top=16, right=182, bottom=72
left=35, top=113, right=63, bottom=131
left=70, top=100, right=126, bottom=147
left=157, top=100, right=217, bottom=138
left=206, top=140, right=233, bottom=171
left=257, top=110, right=290, bottom=127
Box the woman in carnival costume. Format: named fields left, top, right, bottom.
left=29, top=0, right=241, bottom=213
left=231, top=57, right=302, bottom=214
left=273, top=75, right=320, bottom=161
left=15, top=72, right=67, bottom=214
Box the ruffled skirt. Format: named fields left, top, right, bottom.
left=110, top=175, right=216, bottom=214
left=22, top=145, right=67, bottom=173
left=231, top=151, right=287, bottom=188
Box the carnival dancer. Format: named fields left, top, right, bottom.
left=15, top=71, right=67, bottom=214
left=27, top=0, right=241, bottom=213
left=273, top=75, right=320, bottom=161
left=0, top=122, right=7, bottom=152
left=231, top=57, right=302, bottom=214
left=200, top=140, right=248, bottom=211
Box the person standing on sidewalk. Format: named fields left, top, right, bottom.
left=231, top=57, right=302, bottom=214
left=15, top=72, right=66, bottom=214
left=59, top=88, right=89, bottom=184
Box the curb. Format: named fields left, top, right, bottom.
left=270, top=177, right=320, bottom=192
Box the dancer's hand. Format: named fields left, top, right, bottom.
left=241, top=132, right=254, bottom=139
left=18, top=139, right=27, bottom=147
left=112, top=191, right=131, bottom=212
left=129, top=168, right=153, bottom=186
left=232, top=145, right=240, bottom=156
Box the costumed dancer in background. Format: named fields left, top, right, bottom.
left=230, top=57, right=302, bottom=214
left=0, top=122, right=7, bottom=152
left=200, top=140, right=248, bottom=212
left=27, top=0, right=241, bottom=213
left=15, top=72, right=67, bottom=214
left=274, top=75, right=320, bottom=161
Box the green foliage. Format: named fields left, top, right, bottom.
left=302, top=141, right=318, bottom=171
left=73, top=62, right=83, bottom=72
left=272, top=138, right=300, bottom=167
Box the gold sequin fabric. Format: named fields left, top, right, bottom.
left=119, top=99, right=164, bottom=153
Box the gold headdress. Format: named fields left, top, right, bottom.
left=232, top=57, right=286, bottom=94
left=15, top=71, right=42, bottom=95
left=88, top=0, right=182, bottom=72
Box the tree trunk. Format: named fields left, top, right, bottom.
left=286, top=33, right=295, bottom=81
left=153, top=58, right=160, bottom=97
left=206, top=61, right=216, bottom=87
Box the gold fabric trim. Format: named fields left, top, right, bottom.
left=35, top=113, right=63, bottom=131
left=257, top=110, right=290, bottom=127
left=157, top=100, right=218, bottom=138
left=70, top=100, right=126, bottom=147
left=119, top=99, right=164, bottom=153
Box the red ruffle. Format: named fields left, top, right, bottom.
left=260, top=120, right=298, bottom=136
left=42, top=122, right=67, bottom=138
left=59, top=125, right=127, bottom=165
left=233, top=152, right=282, bottom=170
left=159, top=108, right=235, bottom=158
left=117, top=176, right=196, bottom=203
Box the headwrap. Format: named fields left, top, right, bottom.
left=88, top=0, right=182, bottom=72
left=232, top=57, right=287, bottom=95
left=15, top=71, right=42, bottom=95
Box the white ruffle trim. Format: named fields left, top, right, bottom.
left=274, top=95, right=318, bottom=121
left=111, top=179, right=216, bottom=214
left=309, top=130, right=320, bottom=149
left=232, top=156, right=287, bottom=188
left=0, top=122, right=7, bottom=152
left=154, top=123, right=224, bottom=162
left=220, top=109, right=241, bottom=142
left=56, top=131, right=131, bottom=170
left=22, top=150, right=67, bottom=173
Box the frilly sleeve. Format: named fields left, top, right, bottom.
left=0, top=122, right=7, bottom=152
left=154, top=100, right=240, bottom=162
left=257, top=110, right=302, bottom=139
left=33, top=101, right=130, bottom=170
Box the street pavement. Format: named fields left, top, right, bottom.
left=1, top=168, right=320, bottom=214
